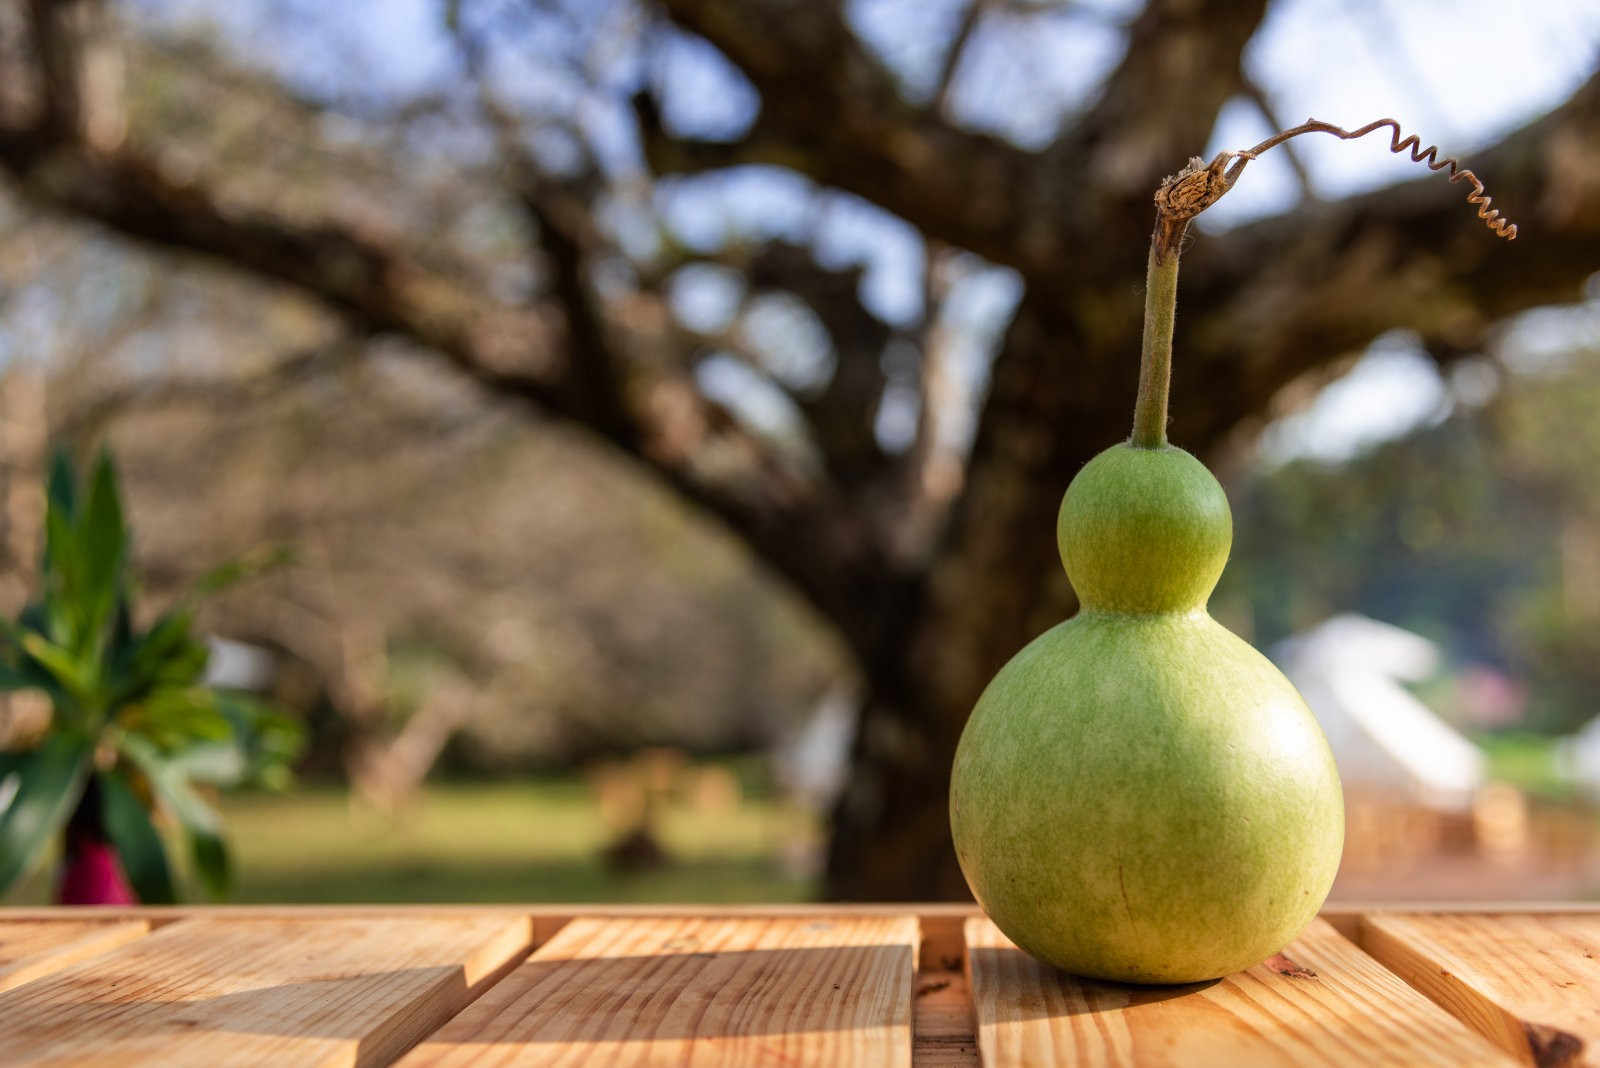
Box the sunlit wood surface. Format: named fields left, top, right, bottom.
left=0, top=904, right=1593, bottom=1066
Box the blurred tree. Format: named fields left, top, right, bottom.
left=0, top=0, right=1597, bottom=898
left=1218, top=335, right=1600, bottom=735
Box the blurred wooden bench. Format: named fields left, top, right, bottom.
left=0, top=903, right=1594, bottom=1065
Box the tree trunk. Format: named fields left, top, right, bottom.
left=826, top=295, right=1130, bottom=898
left=343, top=679, right=476, bottom=812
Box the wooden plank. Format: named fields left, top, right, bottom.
left=0, top=904, right=982, bottom=964
left=0, top=902, right=1593, bottom=927
left=1359, top=912, right=1600, bottom=1068
left=0, top=903, right=984, bottom=923
left=0, top=914, right=532, bottom=1067
left=1322, top=902, right=1600, bottom=948
left=0, top=919, right=150, bottom=992
left=965, top=916, right=1518, bottom=1067
left=913, top=968, right=978, bottom=1067
left=401, top=914, right=919, bottom=1067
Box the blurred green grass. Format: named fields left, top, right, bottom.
left=5, top=774, right=822, bottom=905
left=1476, top=732, right=1575, bottom=801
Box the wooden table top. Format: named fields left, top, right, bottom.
left=0, top=903, right=1594, bottom=1066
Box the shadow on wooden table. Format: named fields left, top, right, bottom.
left=968, top=946, right=1218, bottom=1020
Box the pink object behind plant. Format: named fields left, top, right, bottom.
left=56, top=840, right=137, bottom=905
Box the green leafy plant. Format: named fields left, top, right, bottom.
left=0, top=449, right=301, bottom=902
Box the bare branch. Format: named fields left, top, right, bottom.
left=429, top=15, right=911, bottom=655
left=652, top=0, right=1060, bottom=275
left=629, top=90, right=809, bottom=175
left=933, top=0, right=986, bottom=116
left=25, top=0, right=84, bottom=137
left=0, top=137, right=568, bottom=394
left=1069, top=0, right=1271, bottom=196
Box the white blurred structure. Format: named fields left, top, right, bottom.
left=1560, top=717, right=1600, bottom=799
left=1273, top=614, right=1485, bottom=812
left=202, top=635, right=277, bottom=692
left=772, top=685, right=857, bottom=814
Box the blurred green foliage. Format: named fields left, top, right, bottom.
left=0, top=450, right=302, bottom=901
left=1217, top=343, right=1600, bottom=735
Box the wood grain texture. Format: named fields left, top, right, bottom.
left=0, top=919, right=149, bottom=992
left=0, top=914, right=532, bottom=1066
left=913, top=968, right=979, bottom=1067
left=965, top=916, right=1519, bottom=1067
left=0, top=904, right=980, bottom=957
left=1359, top=913, right=1600, bottom=1068
left=401, top=914, right=918, bottom=1067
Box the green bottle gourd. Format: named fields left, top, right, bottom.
left=948, top=159, right=1345, bottom=985
left=949, top=119, right=1514, bottom=984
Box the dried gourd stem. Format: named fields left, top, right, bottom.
left=1133, top=153, right=1235, bottom=447
left=1131, top=116, right=1517, bottom=449
left=1132, top=244, right=1180, bottom=448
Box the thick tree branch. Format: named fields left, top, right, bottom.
left=444, top=49, right=908, bottom=658
left=526, top=193, right=902, bottom=653
left=2, top=131, right=901, bottom=655
left=0, top=137, right=567, bottom=395
left=652, top=0, right=1274, bottom=287
left=26, top=0, right=84, bottom=137
left=652, top=0, right=1063, bottom=275
left=4, top=0, right=905, bottom=658
left=736, top=241, right=892, bottom=490
left=1069, top=0, right=1270, bottom=195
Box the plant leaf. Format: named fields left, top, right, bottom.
left=123, top=687, right=232, bottom=750
left=45, top=449, right=77, bottom=523
left=167, top=741, right=249, bottom=787
left=0, top=660, right=36, bottom=692
left=188, top=827, right=231, bottom=900
left=191, top=545, right=293, bottom=598
left=0, top=734, right=92, bottom=895
left=79, top=451, right=128, bottom=653
left=108, top=608, right=200, bottom=705
left=216, top=692, right=305, bottom=783
left=42, top=504, right=85, bottom=648
left=116, top=734, right=230, bottom=899
left=20, top=632, right=94, bottom=707
left=96, top=770, right=176, bottom=905
left=116, top=734, right=223, bottom=835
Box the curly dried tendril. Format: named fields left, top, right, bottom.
left=1159, top=117, right=1517, bottom=240
left=1227, top=118, right=1516, bottom=239
left=1133, top=116, right=1516, bottom=448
